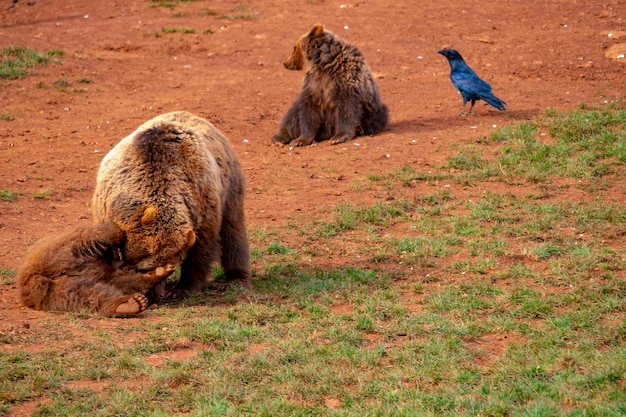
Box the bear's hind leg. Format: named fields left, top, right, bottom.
left=18, top=274, right=78, bottom=312
left=216, top=208, right=252, bottom=291
left=19, top=272, right=114, bottom=314
left=328, top=104, right=359, bottom=145
left=89, top=282, right=147, bottom=317
left=109, top=293, right=149, bottom=317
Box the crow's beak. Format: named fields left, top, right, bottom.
left=437, top=49, right=447, bottom=56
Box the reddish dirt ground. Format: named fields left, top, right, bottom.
left=0, top=0, right=624, bottom=328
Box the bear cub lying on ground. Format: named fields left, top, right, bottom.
left=272, top=24, right=388, bottom=147
left=17, top=222, right=174, bottom=317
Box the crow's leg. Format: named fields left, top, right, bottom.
left=458, top=97, right=469, bottom=116
left=467, top=99, right=477, bottom=115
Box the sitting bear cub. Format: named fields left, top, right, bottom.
left=272, top=24, right=389, bottom=147
left=17, top=222, right=174, bottom=317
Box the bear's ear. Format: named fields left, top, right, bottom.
left=184, top=229, right=197, bottom=250
left=310, top=24, right=324, bottom=37
left=141, top=206, right=158, bottom=225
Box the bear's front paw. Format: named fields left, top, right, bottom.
left=289, top=137, right=315, bottom=147
left=163, top=288, right=193, bottom=300
left=271, top=133, right=291, bottom=144
left=208, top=278, right=252, bottom=292
left=329, top=132, right=354, bottom=145
left=142, top=264, right=176, bottom=284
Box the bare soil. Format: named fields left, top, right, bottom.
left=0, top=0, right=624, bottom=341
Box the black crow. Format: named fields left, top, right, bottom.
left=438, top=48, right=507, bottom=116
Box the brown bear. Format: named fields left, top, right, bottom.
left=17, top=222, right=175, bottom=317
left=92, top=111, right=251, bottom=298
left=272, top=24, right=389, bottom=147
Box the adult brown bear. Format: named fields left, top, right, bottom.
left=272, top=24, right=388, bottom=147
left=92, top=111, right=251, bottom=297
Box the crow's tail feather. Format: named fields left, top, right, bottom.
left=482, top=93, right=507, bottom=111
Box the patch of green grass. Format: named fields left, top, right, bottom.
left=485, top=105, right=626, bottom=182
left=0, top=267, right=16, bottom=285
left=217, top=6, right=257, bottom=21
left=161, top=26, right=195, bottom=34
left=267, top=242, right=290, bottom=255
left=47, top=49, right=65, bottom=57
left=315, top=200, right=409, bottom=237
left=33, top=189, right=51, bottom=199
left=0, top=189, right=18, bottom=202
left=201, top=8, right=217, bottom=16
left=53, top=78, right=69, bottom=90
left=148, top=0, right=198, bottom=8
left=0, top=112, right=13, bottom=121
left=0, top=46, right=62, bottom=80
left=446, top=146, right=487, bottom=171
left=371, top=164, right=449, bottom=187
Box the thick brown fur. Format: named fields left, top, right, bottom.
left=17, top=222, right=175, bottom=317
left=92, top=111, right=251, bottom=297
left=272, top=24, right=389, bottom=147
